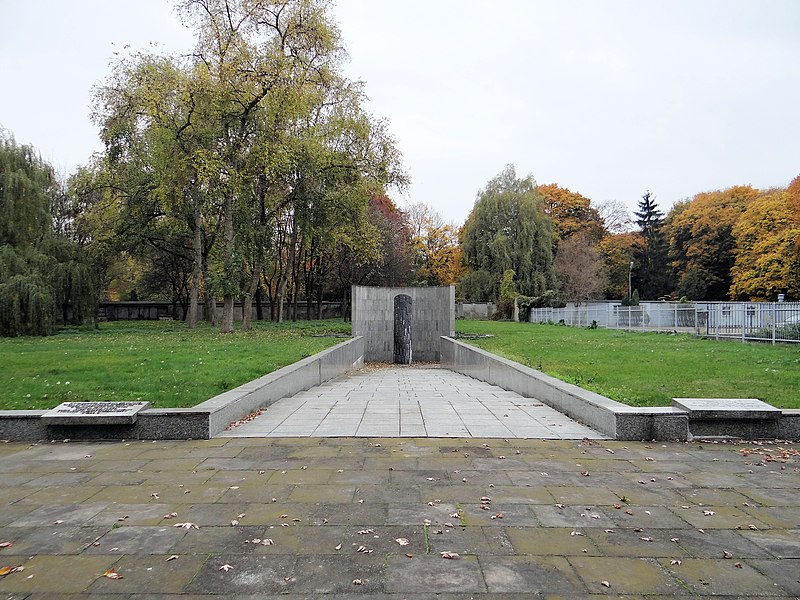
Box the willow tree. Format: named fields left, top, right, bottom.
left=460, top=165, right=555, bottom=301
left=0, top=135, right=96, bottom=336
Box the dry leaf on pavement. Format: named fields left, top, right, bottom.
left=102, top=568, right=123, bottom=579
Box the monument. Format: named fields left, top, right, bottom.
left=352, top=285, right=455, bottom=363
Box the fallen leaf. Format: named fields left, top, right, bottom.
left=395, top=538, right=409, bottom=546
left=601, top=580, right=610, bottom=588
left=0, top=566, right=23, bottom=576
left=722, top=550, right=733, bottom=559
left=405, top=552, right=413, bottom=558
left=219, top=564, right=234, bottom=572
left=440, top=551, right=460, bottom=559
left=102, top=568, right=123, bottom=579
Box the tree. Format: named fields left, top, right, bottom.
left=0, top=135, right=96, bottom=336
left=405, top=202, right=463, bottom=286
left=595, top=199, right=633, bottom=234
left=730, top=190, right=800, bottom=301
left=538, top=183, right=606, bottom=242
left=460, top=165, right=555, bottom=301
left=632, top=191, right=672, bottom=299
left=598, top=232, right=644, bottom=299
left=554, top=235, right=606, bottom=305
left=666, top=185, right=757, bottom=300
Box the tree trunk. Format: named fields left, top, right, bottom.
left=276, top=226, right=297, bottom=323
left=221, top=194, right=235, bottom=333
left=202, top=260, right=216, bottom=325
left=187, top=204, right=202, bottom=329
left=255, top=285, right=263, bottom=321
left=242, top=260, right=261, bottom=332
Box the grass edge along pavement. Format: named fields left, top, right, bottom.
left=456, top=320, right=800, bottom=410
left=0, top=319, right=350, bottom=411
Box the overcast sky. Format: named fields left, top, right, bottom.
left=1, top=0, right=798, bottom=225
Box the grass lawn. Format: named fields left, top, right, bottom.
left=456, top=320, right=800, bottom=409
left=0, top=319, right=351, bottom=410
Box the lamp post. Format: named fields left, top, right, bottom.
left=628, top=261, right=634, bottom=303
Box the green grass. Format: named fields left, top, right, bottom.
left=456, top=320, right=800, bottom=409
left=0, top=319, right=351, bottom=410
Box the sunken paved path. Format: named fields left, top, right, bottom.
left=0, top=437, right=798, bottom=598
left=221, top=366, right=604, bottom=439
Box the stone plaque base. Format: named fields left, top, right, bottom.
left=672, top=398, right=781, bottom=420
left=42, top=401, right=150, bottom=425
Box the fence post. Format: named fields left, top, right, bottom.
left=772, top=303, right=776, bottom=345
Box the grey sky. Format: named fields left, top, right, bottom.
left=1, top=0, right=798, bottom=225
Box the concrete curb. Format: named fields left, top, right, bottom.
left=440, top=336, right=799, bottom=441
left=0, top=336, right=365, bottom=441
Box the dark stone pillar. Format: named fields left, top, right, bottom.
left=393, top=294, right=412, bottom=364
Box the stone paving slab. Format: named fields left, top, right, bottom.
left=0, top=437, right=798, bottom=598
left=220, top=366, right=604, bottom=439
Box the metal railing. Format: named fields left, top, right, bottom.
left=528, top=301, right=800, bottom=344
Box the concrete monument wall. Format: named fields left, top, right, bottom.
left=352, top=286, right=455, bottom=362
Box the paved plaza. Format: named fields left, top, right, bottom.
left=221, top=366, right=603, bottom=439
left=0, top=435, right=798, bottom=598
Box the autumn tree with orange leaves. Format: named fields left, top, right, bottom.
left=538, top=183, right=606, bottom=242
left=666, top=185, right=758, bottom=300
left=729, top=189, right=800, bottom=301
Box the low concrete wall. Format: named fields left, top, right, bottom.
left=0, top=337, right=364, bottom=442
left=441, top=336, right=690, bottom=441
left=441, top=336, right=800, bottom=441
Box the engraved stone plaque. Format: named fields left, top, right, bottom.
left=42, top=401, right=150, bottom=425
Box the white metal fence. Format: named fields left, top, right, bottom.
left=528, top=301, right=800, bottom=344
